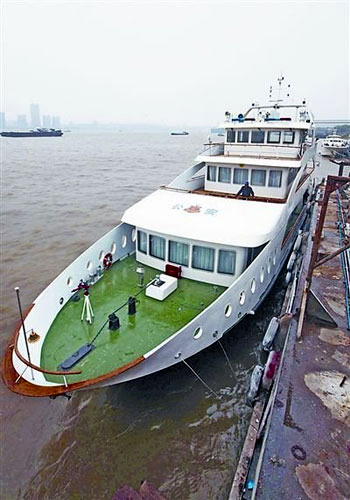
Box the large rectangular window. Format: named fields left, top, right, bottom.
left=287, top=168, right=298, bottom=185
left=237, top=130, right=249, bottom=143
left=251, top=130, right=265, bottom=143
left=251, top=169, right=266, bottom=186
left=218, top=167, right=231, bottom=183
left=268, top=170, right=282, bottom=187
left=137, top=230, right=147, bottom=254
left=149, top=235, right=165, bottom=260
left=233, top=168, right=249, bottom=184
left=283, top=131, right=295, bottom=144
left=218, top=250, right=236, bottom=275
left=227, top=129, right=236, bottom=143
left=207, top=165, right=217, bottom=181
left=267, top=131, right=281, bottom=144
left=192, top=245, right=215, bottom=271
left=169, top=241, right=189, bottom=267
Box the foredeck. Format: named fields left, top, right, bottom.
left=41, top=255, right=225, bottom=383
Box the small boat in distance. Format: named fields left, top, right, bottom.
left=171, top=131, right=189, bottom=136
left=320, top=134, right=349, bottom=156
left=1, top=128, right=63, bottom=138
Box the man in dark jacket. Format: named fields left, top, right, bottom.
left=237, top=181, right=254, bottom=197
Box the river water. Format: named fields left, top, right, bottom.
left=0, top=131, right=332, bottom=499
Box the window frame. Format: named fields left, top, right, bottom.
left=251, top=130, right=265, bottom=144
left=283, top=130, right=295, bottom=144
left=217, top=249, right=236, bottom=275
left=226, top=129, right=236, bottom=143
left=207, top=165, right=217, bottom=181
left=137, top=230, right=147, bottom=254
left=267, top=130, right=281, bottom=144
left=268, top=169, right=283, bottom=188
left=237, top=130, right=250, bottom=143
left=149, top=234, right=166, bottom=260
left=218, top=166, right=232, bottom=183
left=168, top=240, right=189, bottom=267
left=233, top=167, right=249, bottom=185
left=192, top=245, right=215, bottom=272
left=251, top=169, right=267, bottom=186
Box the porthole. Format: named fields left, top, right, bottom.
left=121, top=235, right=127, bottom=248
left=59, top=297, right=64, bottom=305
left=111, top=242, right=117, bottom=254
left=193, top=326, right=203, bottom=339
left=251, top=278, right=256, bottom=294
left=239, top=291, right=246, bottom=305
left=225, top=305, right=232, bottom=317
left=238, top=312, right=242, bottom=318
left=99, top=250, right=105, bottom=261
left=260, top=267, right=265, bottom=283
left=132, top=228, right=137, bottom=242
left=273, top=250, right=277, bottom=266
left=86, top=260, right=93, bottom=271
left=267, top=257, right=272, bottom=274
left=67, top=277, right=73, bottom=287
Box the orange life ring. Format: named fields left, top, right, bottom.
left=103, top=253, right=113, bottom=269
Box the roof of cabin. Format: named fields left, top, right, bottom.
left=122, top=189, right=286, bottom=247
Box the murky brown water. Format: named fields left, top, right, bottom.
left=1, top=131, right=295, bottom=499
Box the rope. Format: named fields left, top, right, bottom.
left=180, top=356, right=221, bottom=400
left=217, top=339, right=235, bottom=378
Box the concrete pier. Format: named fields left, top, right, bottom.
left=231, top=173, right=350, bottom=499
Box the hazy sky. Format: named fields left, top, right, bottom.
left=1, top=0, right=349, bottom=125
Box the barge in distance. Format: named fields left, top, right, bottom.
left=1, top=82, right=316, bottom=397
left=1, top=128, right=63, bottom=138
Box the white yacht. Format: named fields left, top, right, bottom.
left=320, top=133, right=349, bottom=156
left=2, top=86, right=316, bottom=397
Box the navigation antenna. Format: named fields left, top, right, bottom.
left=269, top=75, right=291, bottom=103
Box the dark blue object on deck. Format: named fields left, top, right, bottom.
left=59, top=343, right=95, bottom=370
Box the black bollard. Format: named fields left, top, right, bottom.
left=108, top=313, right=120, bottom=330
left=128, top=296, right=136, bottom=315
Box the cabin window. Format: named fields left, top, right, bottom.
left=251, top=130, right=265, bottom=143
left=268, top=170, right=282, bottom=187
left=233, top=168, right=249, bottom=184
left=218, top=167, right=231, bottom=183
left=299, top=130, right=307, bottom=144
left=283, top=131, right=295, bottom=144
left=192, top=245, right=215, bottom=272
left=207, top=165, right=217, bottom=181
left=246, top=243, right=266, bottom=267
left=237, top=130, right=249, bottom=143
left=169, top=241, right=189, bottom=267
left=227, top=129, right=236, bottom=143
left=251, top=169, right=266, bottom=186
left=267, top=131, right=281, bottom=144
left=218, top=250, right=236, bottom=275
left=149, top=235, right=165, bottom=260
left=137, top=230, right=147, bottom=254
left=287, top=168, right=298, bottom=185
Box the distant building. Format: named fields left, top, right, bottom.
left=17, top=115, right=28, bottom=129
left=42, top=115, right=51, bottom=128
left=30, top=103, right=41, bottom=128
left=0, top=112, right=6, bottom=130
left=51, top=115, right=61, bottom=129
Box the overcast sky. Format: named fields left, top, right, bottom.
left=1, top=0, right=349, bottom=126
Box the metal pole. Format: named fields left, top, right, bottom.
left=15, top=287, right=35, bottom=380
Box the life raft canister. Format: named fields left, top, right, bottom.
left=103, top=252, right=113, bottom=269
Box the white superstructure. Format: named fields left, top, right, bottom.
left=320, top=134, right=349, bottom=156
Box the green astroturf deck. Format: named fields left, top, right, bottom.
left=41, top=255, right=225, bottom=383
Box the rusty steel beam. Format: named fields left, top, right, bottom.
left=314, top=242, right=350, bottom=269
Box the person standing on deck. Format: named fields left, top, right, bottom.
left=237, top=181, right=255, bottom=197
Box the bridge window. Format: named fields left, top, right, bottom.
left=169, top=241, right=189, bottom=267
left=251, top=169, right=266, bottom=186
left=207, top=165, right=217, bottom=181
left=237, top=130, right=249, bottom=143
left=149, top=235, right=165, bottom=260
left=267, top=131, right=281, bottom=144
left=251, top=130, right=265, bottom=143
left=227, top=129, right=236, bottom=143
left=218, top=250, right=236, bottom=275
left=233, top=168, right=248, bottom=184
left=137, top=230, right=147, bottom=254
left=218, top=167, right=231, bottom=183
left=268, top=170, right=282, bottom=187
left=283, top=131, right=295, bottom=144
left=192, top=245, right=215, bottom=272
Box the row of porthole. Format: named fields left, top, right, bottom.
left=192, top=250, right=278, bottom=338
left=66, top=230, right=137, bottom=287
